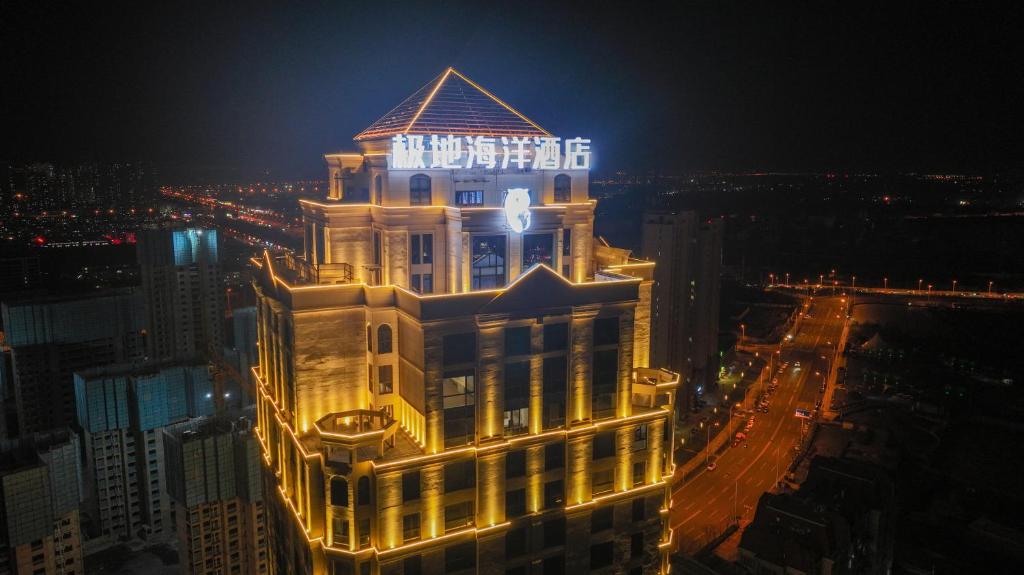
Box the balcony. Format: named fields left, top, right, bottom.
left=275, top=252, right=353, bottom=286
left=315, top=410, right=398, bottom=464
left=631, top=367, right=678, bottom=410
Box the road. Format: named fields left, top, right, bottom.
left=669, top=295, right=848, bottom=556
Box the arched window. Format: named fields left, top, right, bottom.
left=374, top=174, right=383, bottom=205
left=366, top=324, right=372, bottom=353
left=357, top=476, right=370, bottom=506
left=377, top=324, right=393, bottom=354
left=409, top=174, right=431, bottom=206
left=330, top=477, right=349, bottom=507
left=553, top=174, right=571, bottom=203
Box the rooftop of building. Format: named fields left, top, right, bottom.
left=354, top=67, right=550, bottom=142
left=0, top=429, right=75, bottom=474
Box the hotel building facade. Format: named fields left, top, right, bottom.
left=252, top=68, right=679, bottom=575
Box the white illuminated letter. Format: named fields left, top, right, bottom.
left=429, top=135, right=463, bottom=169
left=503, top=188, right=532, bottom=233
left=563, top=137, right=592, bottom=170
left=507, top=137, right=531, bottom=170
left=392, top=134, right=426, bottom=169
left=532, top=137, right=561, bottom=169
left=465, top=136, right=497, bottom=169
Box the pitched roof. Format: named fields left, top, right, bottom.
left=354, top=67, right=550, bottom=141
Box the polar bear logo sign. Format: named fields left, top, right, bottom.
left=503, top=188, right=532, bottom=233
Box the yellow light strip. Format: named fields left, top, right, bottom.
left=565, top=480, right=666, bottom=511
left=405, top=68, right=453, bottom=134
left=377, top=525, right=475, bottom=557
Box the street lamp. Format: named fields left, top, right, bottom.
left=918, top=278, right=923, bottom=293
left=819, top=274, right=824, bottom=287
left=989, top=281, right=994, bottom=295
left=883, top=277, right=888, bottom=290
left=740, top=324, right=746, bottom=344
left=785, top=272, right=790, bottom=286
left=927, top=284, right=933, bottom=299
left=952, top=279, right=957, bottom=294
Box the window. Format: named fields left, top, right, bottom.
left=358, top=518, right=370, bottom=548
left=632, top=461, right=646, bottom=486
left=455, top=190, right=483, bottom=205
left=505, top=527, right=527, bottom=558
left=471, top=235, right=506, bottom=289
left=632, top=497, right=646, bottom=522
left=592, top=469, right=614, bottom=495
left=543, top=479, right=563, bottom=509
left=592, top=350, right=618, bottom=419
left=542, top=517, right=565, bottom=548
left=444, top=501, right=474, bottom=531
left=444, top=541, right=476, bottom=573
left=373, top=230, right=382, bottom=267
left=330, top=477, right=348, bottom=507
left=553, top=174, right=571, bottom=203
left=444, top=460, right=476, bottom=493
left=544, top=442, right=564, bottom=471
left=590, top=541, right=613, bottom=570
left=542, top=356, right=566, bottom=429
left=404, top=556, right=422, bottom=575
left=633, top=424, right=648, bottom=451
left=561, top=228, right=571, bottom=278
left=631, top=532, right=644, bottom=559
left=543, top=323, right=568, bottom=352
left=374, top=174, right=383, bottom=204
left=504, top=361, right=529, bottom=436
left=378, top=365, right=393, bottom=394
left=443, top=333, right=476, bottom=366
left=377, top=324, right=393, bottom=354
left=591, top=506, right=613, bottom=533
left=593, top=432, right=615, bottom=459
left=410, top=174, right=431, bottom=206
left=410, top=233, right=433, bottom=293
left=506, top=450, right=526, bottom=478
left=403, top=513, right=420, bottom=543
left=402, top=471, right=420, bottom=502
left=594, top=317, right=619, bottom=346
left=366, top=324, right=372, bottom=352
left=505, top=488, right=526, bottom=518
left=357, top=476, right=370, bottom=506
left=442, top=368, right=476, bottom=446
left=504, top=326, right=531, bottom=356
left=522, top=233, right=554, bottom=269
left=335, top=518, right=350, bottom=549
left=543, top=555, right=565, bottom=575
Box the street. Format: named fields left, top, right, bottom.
left=669, top=295, right=848, bottom=556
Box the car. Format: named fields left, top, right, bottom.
left=794, top=361, right=801, bottom=367
left=762, top=407, right=769, bottom=414
left=706, top=461, right=717, bottom=471
left=732, top=437, right=743, bottom=448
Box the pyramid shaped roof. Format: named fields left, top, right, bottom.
left=354, top=68, right=550, bottom=141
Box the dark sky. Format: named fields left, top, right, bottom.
left=3, top=1, right=1022, bottom=177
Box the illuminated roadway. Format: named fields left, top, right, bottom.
left=669, top=296, right=848, bottom=556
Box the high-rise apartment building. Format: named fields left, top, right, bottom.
left=0, top=289, right=146, bottom=434
left=138, top=228, right=224, bottom=362
left=0, top=429, right=84, bottom=575
left=252, top=68, right=679, bottom=575
left=73, top=362, right=215, bottom=545
left=642, top=212, right=723, bottom=415
left=163, top=416, right=267, bottom=575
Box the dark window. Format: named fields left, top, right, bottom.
left=542, top=517, right=565, bottom=548
left=410, top=174, right=431, bottom=206
left=590, top=541, right=614, bottom=570
left=443, top=333, right=476, bottom=366
left=373, top=231, right=382, bottom=267
left=593, top=432, right=615, bottom=460
left=631, top=532, right=644, bottom=558
left=543, top=555, right=565, bottom=575
left=456, top=190, right=483, bottom=205
left=554, top=174, right=571, bottom=203
left=402, top=471, right=420, bottom=502
left=504, top=326, right=531, bottom=356
left=374, top=174, right=383, bottom=204
left=592, top=469, right=614, bottom=495
left=411, top=233, right=433, bottom=265
left=444, top=404, right=475, bottom=448
left=544, top=479, right=563, bottom=509
left=506, top=568, right=526, bottom=575
left=443, top=368, right=476, bottom=447
left=543, top=323, right=568, bottom=352
left=504, top=361, right=530, bottom=436
left=591, top=506, right=613, bottom=533
left=357, top=476, right=370, bottom=506
left=403, top=513, right=420, bottom=542
left=544, top=442, right=564, bottom=471
left=444, top=541, right=476, bottom=573
left=562, top=228, right=571, bottom=257
left=542, top=356, right=567, bottom=429
left=472, top=235, right=506, bottom=289
left=522, top=233, right=554, bottom=269
left=632, top=497, right=646, bottom=522
left=444, top=460, right=476, bottom=493
left=633, top=424, right=648, bottom=450
left=505, top=488, right=526, bottom=518
left=377, top=325, right=393, bottom=354
left=633, top=461, right=646, bottom=486
left=444, top=501, right=474, bottom=531
left=506, top=450, right=526, bottom=478
left=505, top=527, right=527, bottom=558
left=358, top=518, right=370, bottom=548
left=378, top=365, right=393, bottom=394
left=404, top=556, right=421, bottom=575
left=330, top=477, right=348, bottom=507
left=594, top=317, right=619, bottom=346
left=366, top=325, right=372, bottom=352
left=592, top=350, right=618, bottom=419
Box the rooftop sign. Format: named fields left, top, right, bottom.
left=390, top=134, right=591, bottom=171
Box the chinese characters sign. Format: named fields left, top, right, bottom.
left=390, top=134, right=591, bottom=171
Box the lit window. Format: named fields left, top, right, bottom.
left=409, top=174, right=431, bottom=205
left=455, top=190, right=483, bottom=205
left=553, top=174, right=571, bottom=203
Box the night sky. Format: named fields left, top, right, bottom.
left=3, top=1, right=1022, bottom=177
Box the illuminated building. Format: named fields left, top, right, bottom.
left=642, top=212, right=722, bottom=414
left=138, top=228, right=224, bottom=362
left=0, top=429, right=84, bottom=575
left=253, top=68, right=678, bottom=575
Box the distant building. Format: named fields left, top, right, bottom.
left=223, top=306, right=257, bottom=390
left=642, top=212, right=723, bottom=414
left=0, top=288, right=146, bottom=434
left=4, top=162, right=156, bottom=214
left=73, top=362, right=214, bottom=546
left=0, top=429, right=84, bottom=575
left=163, top=416, right=267, bottom=575
left=138, top=228, right=224, bottom=362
